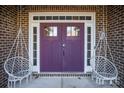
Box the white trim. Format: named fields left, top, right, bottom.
left=29, top=12, right=96, bottom=73
left=84, top=23, right=95, bottom=72
left=29, top=23, right=40, bottom=73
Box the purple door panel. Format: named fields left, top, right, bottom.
left=62, top=23, right=84, bottom=72
left=40, top=23, right=62, bottom=72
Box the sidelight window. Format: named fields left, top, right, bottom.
left=33, top=27, right=37, bottom=66
left=87, top=26, right=92, bottom=66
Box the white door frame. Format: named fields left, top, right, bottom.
left=29, top=12, right=96, bottom=73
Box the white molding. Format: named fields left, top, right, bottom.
left=29, top=12, right=96, bottom=73
left=29, top=12, right=95, bottom=16
left=84, top=23, right=95, bottom=72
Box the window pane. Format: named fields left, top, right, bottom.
left=53, top=16, right=58, bottom=20
left=33, top=35, right=37, bottom=42
left=87, top=51, right=91, bottom=58
left=67, top=26, right=80, bottom=36
left=33, top=59, right=37, bottom=66
left=73, top=16, right=79, bottom=20
left=87, top=27, right=91, bottom=34
left=86, top=16, right=91, bottom=20
left=88, top=35, right=91, bottom=42
left=66, top=16, right=72, bottom=20
left=80, top=16, right=85, bottom=20
left=87, top=59, right=90, bottom=66
left=33, top=51, right=37, bottom=58
left=88, top=43, right=91, bottom=50
left=33, top=43, right=37, bottom=50
left=33, top=27, right=37, bottom=34
left=33, top=16, right=39, bottom=20
left=44, top=26, right=57, bottom=36
left=60, top=16, right=65, bottom=20
left=46, top=16, right=52, bottom=20
left=39, top=16, right=45, bottom=20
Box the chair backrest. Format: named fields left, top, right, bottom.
left=4, top=56, right=31, bottom=78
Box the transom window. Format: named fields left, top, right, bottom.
left=33, top=16, right=92, bottom=21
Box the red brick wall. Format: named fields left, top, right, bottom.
left=107, top=6, right=124, bottom=87
left=0, top=6, right=17, bottom=87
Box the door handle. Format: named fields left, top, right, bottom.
left=62, top=44, right=65, bottom=47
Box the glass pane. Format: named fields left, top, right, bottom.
left=33, top=43, right=37, bottom=50
left=73, top=16, right=79, bottom=20
left=33, top=27, right=37, bottom=34
left=67, top=26, right=80, bottom=36
left=33, top=59, right=37, bottom=66
left=33, top=51, right=37, bottom=58
left=86, top=16, right=91, bottom=20
left=46, top=16, right=52, bottom=20
left=88, top=35, right=91, bottom=42
left=33, top=35, right=37, bottom=42
left=80, top=16, right=85, bottom=20
left=44, top=26, right=57, bottom=36
left=87, top=59, right=90, bottom=66
left=66, top=16, right=72, bottom=20
left=33, top=16, right=39, bottom=20
left=87, top=51, right=91, bottom=58
left=87, top=27, right=91, bottom=34
left=53, top=16, right=58, bottom=20
left=60, top=16, right=65, bottom=20
left=39, top=16, right=45, bottom=20
left=87, top=43, right=91, bottom=50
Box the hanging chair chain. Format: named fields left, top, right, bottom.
left=20, top=5, right=21, bottom=28
left=7, top=5, right=29, bottom=59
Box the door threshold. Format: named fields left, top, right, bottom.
left=32, top=72, right=91, bottom=78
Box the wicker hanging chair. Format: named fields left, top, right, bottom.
left=90, top=6, right=118, bottom=85
left=4, top=6, right=32, bottom=88
left=4, top=28, right=32, bottom=88
left=90, top=32, right=118, bottom=85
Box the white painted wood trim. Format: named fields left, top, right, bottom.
left=29, top=12, right=96, bottom=73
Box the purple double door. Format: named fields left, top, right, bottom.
left=40, top=23, right=84, bottom=72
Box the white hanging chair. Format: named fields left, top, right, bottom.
left=90, top=31, right=118, bottom=85
left=4, top=27, right=31, bottom=87
left=4, top=6, right=32, bottom=88
left=4, top=28, right=32, bottom=88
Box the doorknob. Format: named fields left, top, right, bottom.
left=62, top=44, right=65, bottom=47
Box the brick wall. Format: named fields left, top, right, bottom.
left=0, top=6, right=17, bottom=87
left=107, top=6, right=124, bottom=87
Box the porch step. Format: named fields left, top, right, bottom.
left=32, top=72, right=91, bottom=78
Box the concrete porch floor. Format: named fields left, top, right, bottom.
left=19, top=77, right=118, bottom=88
